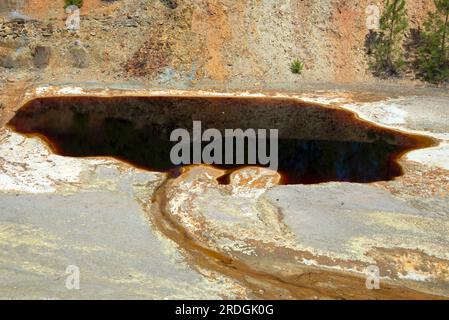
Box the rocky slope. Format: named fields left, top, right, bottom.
left=0, top=0, right=441, bottom=86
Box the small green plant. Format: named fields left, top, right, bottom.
left=417, top=0, right=449, bottom=83
left=290, top=59, right=304, bottom=74
left=65, top=0, right=83, bottom=8
left=369, top=0, right=408, bottom=77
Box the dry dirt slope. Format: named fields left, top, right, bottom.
left=0, top=0, right=437, bottom=85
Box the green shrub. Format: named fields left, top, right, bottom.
left=65, top=0, right=83, bottom=8
left=290, top=59, right=304, bottom=74
left=417, top=0, right=449, bottom=83
left=369, top=0, right=408, bottom=77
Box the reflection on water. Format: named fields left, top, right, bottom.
left=8, top=96, right=434, bottom=185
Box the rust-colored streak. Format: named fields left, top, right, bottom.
left=149, top=176, right=445, bottom=300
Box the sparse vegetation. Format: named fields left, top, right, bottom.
left=290, top=59, right=304, bottom=74
left=64, top=0, right=83, bottom=8
left=417, top=0, right=449, bottom=83
left=369, top=0, right=408, bottom=77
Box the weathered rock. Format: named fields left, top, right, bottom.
left=0, top=129, right=246, bottom=299
left=3, top=26, right=12, bottom=35
left=125, top=19, right=139, bottom=28
left=155, top=165, right=449, bottom=298
left=150, top=166, right=449, bottom=298
left=8, top=11, right=29, bottom=23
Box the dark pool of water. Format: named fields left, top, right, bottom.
left=7, top=96, right=435, bottom=185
